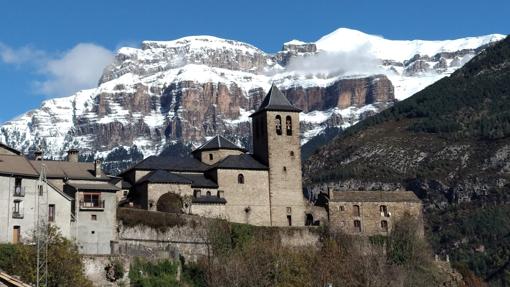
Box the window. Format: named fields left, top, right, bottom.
left=217, top=190, right=224, bottom=198
left=82, top=193, right=101, bottom=208
left=353, top=205, right=360, bottom=216
left=91, top=214, right=97, bottom=221
left=286, top=207, right=292, bottom=214
left=12, top=200, right=23, bottom=219
left=275, top=115, right=282, bottom=135
left=283, top=166, right=287, bottom=172
left=38, top=185, right=43, bottom=196
left=381, top=220, right=388, bottom=232
left=13, top=200, right=21, bottom=213
left=209, top=153, right=213, bottom=161
left=286, top=116, right=292, bottom=136
left=380, top=205, right=389, bottom=217
left=194, top=190, right=202, bottom=198
left=206, top=191, right=211, bottom=196
left=354, top=220, right=361, bottom=232
left=238, top=174, right=245, bottom=184
left=290, top=151, right=295, bottom=157
left=14, top=178, right=22, bottom=196
left=287, top=215, right=292, bottom=226
left=338, top=205, right=344, bottom=211
left=48, top=204, right=55, bottom=222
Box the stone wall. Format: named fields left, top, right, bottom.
left=217, top=169, right=271, bottom=226
left=329, top=200, right=423, bottom=236
left=197, top=149, right=244, bottom=165
left=114, top=210, right=320, bottom=262
left=265, top=111, right=306, bottom=227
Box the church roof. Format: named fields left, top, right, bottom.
left=179, top=173, right=219, bottom=188
left=124, top=156, right=210, bottom=173
left=251, top=84, right=301, bottom=117
left=192, top=135, right=246, bottom=153
left=214, top=154, right=268, bottom=170
left=137, top=170, right=193, bottom=185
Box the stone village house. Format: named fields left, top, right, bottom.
left=0, top=85, right=422, bottom=255
left=0, top=143, right=126, bottom=254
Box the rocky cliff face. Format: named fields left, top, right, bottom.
left=0, top=29, right=504, bottom=173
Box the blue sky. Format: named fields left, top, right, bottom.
left=0, top=0, right=508, bottom=123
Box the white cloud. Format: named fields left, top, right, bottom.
left=35, top=43, right=114, bottom=97
left=0, top=42, right=114, bottom=97
left=0, top=43, right=46, bottom=65
left=285, top=43, right=383, bottom=77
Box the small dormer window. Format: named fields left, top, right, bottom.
left=194, top=190, right=201, bottom=198
left=206, top=191, right=211, bottom=196
left=209, top=153, right=213, bottom=161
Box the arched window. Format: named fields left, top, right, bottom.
left=354, top=220, right=362, bottom=232
left=238, top=174, right=245, bottom=184
left=209, top=153, right=213, bottom=161
left=206, top=191, right=211, bottom=196
left=275, top=115, right=282, bottom=135
left=353, top=205, right=360, bottom=216
left=286, top=116, right=292, bottom=136
left=381, top=220, right=388, bottom=232
left=380, top=205, right=389, bottom=217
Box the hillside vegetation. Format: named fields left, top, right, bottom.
left=304, top=36, right=510, bottom=285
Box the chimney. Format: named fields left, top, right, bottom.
left=67, top=149, right=79, bottom=162
left=94, top=159, right=102, bottom=178
left=34, top=150, right=43, bottom=161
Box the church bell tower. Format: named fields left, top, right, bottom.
left=251, top=85, right=306, bottom=226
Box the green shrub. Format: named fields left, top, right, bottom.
left=129, top=257, right=180, bottom=287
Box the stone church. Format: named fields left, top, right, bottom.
left=121, top=85, right=307, bottom=226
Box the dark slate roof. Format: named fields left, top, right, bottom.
left=192, top=135, right=246, bottom=153
left=0, top=154, right=39, bottom=177
left=251, top=84, right=301, bottom=117
left=67, top=182, right=121, bottom=192
left=330, top=191, right=421, bottom=203
left=137, top=170, right=193, bottom=185
left=179, top=173, right=219, bottom=188
left=30, top=160, right=111, bottom=181
left=214, top=154, right=268, bottom=170
left=0, top=142, right=21, bottom=155
left=124, top=156, right=210, bottom=173
left=192, top=196, right=227, bottom=204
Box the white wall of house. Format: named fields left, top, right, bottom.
left=72, top=191, right=117, bottom=255
left=0, top=175, right=72, bottom=243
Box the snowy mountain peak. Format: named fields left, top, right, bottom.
left=315, top=27, right=506, bottom=61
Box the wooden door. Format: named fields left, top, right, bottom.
left=12, top=226, right=20, bottom=244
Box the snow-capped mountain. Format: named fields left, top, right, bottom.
left=0, top=28, right=505, bottom=173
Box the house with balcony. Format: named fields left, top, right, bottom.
left=0, top=143, right=124, bottom=255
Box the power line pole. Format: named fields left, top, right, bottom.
left=36, top=160, right=48, bottom=287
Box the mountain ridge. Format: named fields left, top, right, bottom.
left=0, top=28, right=505, bottom=174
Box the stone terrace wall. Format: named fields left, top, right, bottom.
left=113, top=208, right=320, bottom=262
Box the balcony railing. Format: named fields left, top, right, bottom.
left=13, top=186, right=25, bottom=197
left=12, top=208, right=24, bottom=219
left=79, top=200, right=105, bottom=210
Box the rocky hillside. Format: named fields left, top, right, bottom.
left=304, top=36, right=510, bottom=284
left=0, top=28, right=504, bottom=173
